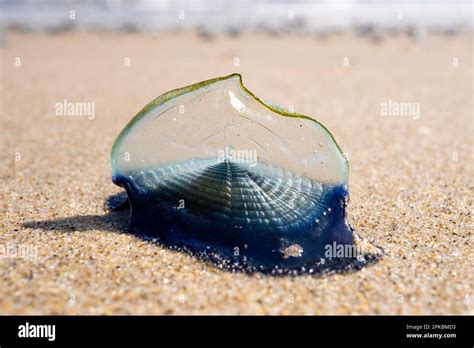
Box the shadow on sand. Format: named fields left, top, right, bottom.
left=22, top=193, right=382, bottom=277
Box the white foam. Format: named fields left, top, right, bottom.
left=0, top=0, right=472, bottom=33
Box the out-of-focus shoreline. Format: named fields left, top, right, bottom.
left=1, top=0, right=472, bottom=35
left=1, top=26, right=473, bottom=46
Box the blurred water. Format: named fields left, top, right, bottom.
left=0, top=0, right=472, bottom=33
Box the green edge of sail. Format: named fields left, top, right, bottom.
left=110, top=73, right=349, bottom=175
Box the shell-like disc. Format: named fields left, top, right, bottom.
left=111, top=74, right=355, bottom=269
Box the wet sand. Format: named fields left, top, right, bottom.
left=0, top=31, right=472, bottom=314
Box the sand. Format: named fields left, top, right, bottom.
left=0, top=31, right=472, bottom=314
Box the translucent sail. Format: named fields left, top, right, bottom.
left=111, top=74, right=354, bottom=269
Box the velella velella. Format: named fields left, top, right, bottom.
left=110, top=74, right=376, bottom=272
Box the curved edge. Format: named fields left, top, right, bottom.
left=110, top=73, right=349, bottom=177
left=110, top=74, right=241, bottom=173
left=235, top=74, right=349, bottom=174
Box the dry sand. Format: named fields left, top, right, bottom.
left=0, top=31, right=472, bottom=314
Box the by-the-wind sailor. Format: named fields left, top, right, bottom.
left=111, top=74, right=361, bottom=270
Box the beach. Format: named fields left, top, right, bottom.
left=0, top=30, right=472, bottom=314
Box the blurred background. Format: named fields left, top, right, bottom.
left=0, top=0, right=472, bottom=315
left=1, top=0, right=472, bottom=35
